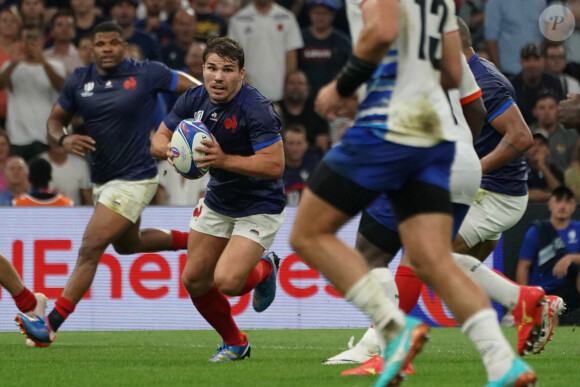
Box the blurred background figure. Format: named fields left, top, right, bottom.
left=153, top=161, right=209, bottom=206
left=525, top=130, right=564, bottom=203
left=214, top=0, right=242, bottom=22
left=161, top=7, right=197, bottom=71
left=0, top=129, right=10, bottom=191
left=282, top=124, right=320, bottom=206
left=135, top=0, right=174, bottom=46
left=18, top=0, right=45, bottom=29
left=298, top=0, right=350, bottom=96
left=192, top=0, right=227, bottom=43
left=0, top=156, right=28, bottom=205
left=77, top=34, right=93, bottom=66
left=278, top=70, right=329, bottom=154
left=0, top=24, right=65, bottom=161
left=0, top=8, right=22, bottom=130
left=184, top=40, right=205, bottom=81
left=43, top=9, right=83, bottom=76
left=458, top=0, right=486, bottom=52
left=13, top=157, right=73, bottom=206
left=71, top=0, right=106, bottom=45
left=39, top=140, right=92, bottom=206
left=543, top=41, right=580, bottom=96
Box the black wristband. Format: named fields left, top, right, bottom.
left=335, top=54, right=377, bottom=97
left=57, top=134, right=68, bottom=146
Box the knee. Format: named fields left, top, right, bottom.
left=78, top=239, right=109, bottom=265
left=290, top=228, right=313, bottom=256
left=181, top=273, right=210, bottom=297
left=214, top=273, right=243, bottom=297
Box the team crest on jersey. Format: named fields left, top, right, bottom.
left=193, top=110, right=204, bottom=121
left=124, top=76, right=137, bottom=90
left=225, top=115, right=237, bottom=132
left=210, top=112, right=218, bottom=121
left=81, top=82, right=94, bottom=97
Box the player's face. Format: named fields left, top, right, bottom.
left=203, top=53, right=244, bottom=104
left=93, top=31, right=126, bottom=73
left=549, top=196, right=576, bottom=221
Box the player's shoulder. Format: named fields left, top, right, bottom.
left=67, top=63, right=94, bottom=84
left=235, top=84, right=279, bottom=122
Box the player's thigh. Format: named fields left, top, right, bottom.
left=183, top=230, right=228, bottom=284
left=457, top=189, right=528, bottom=248
left=82, top=203, right=134, bottom=250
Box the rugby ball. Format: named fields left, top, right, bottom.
left=170, top=119, right=212, bottom=180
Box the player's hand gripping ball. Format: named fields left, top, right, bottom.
left=170, top=119, right=212, bottom=179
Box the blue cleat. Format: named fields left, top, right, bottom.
left=252, top=251, right=280, bottom=313
left=15, top=313, right=56, bottom=346
left=486, top=358, right=537, bottom=387
left=209, top=340, right=251, bottom=362
left=374, top=316, right=429, bottom=387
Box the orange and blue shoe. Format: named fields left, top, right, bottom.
left=209, top=340, right=251, bottom=362
left=341, top=354, right=415, bottom=376
left=252, top=251, right=280, bottom=313
left=374, top=316, right=429, bottom=387
left=533, top=295, right=566, bottom=354
left=15, top=313, right=56, bottom=346
left=511, top=286, right=545, bottom=356
left=485, top=358, right=536, bottom=387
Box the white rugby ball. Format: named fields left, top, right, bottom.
left=170, top=119, right=212, bottom=180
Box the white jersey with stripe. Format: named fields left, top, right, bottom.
left=349, top=0, right=459, bottom=147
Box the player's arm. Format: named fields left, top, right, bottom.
left=440, top=31, right=462, bottom=90
left=553, top=253, right=580, bottom=278
left=515, top=259, right=532, bottom=285
left=47, top=102, right=95, bottom=156
left=558, top=94, right=580, bottom=128
left=151, top=122, right=173, bottom=159
left=197, top=136, right=284, bottom=179
left=480, top=104, right=533, bottom=174
left=461, top=96, right=486, bottom=142
left=80, top=188, right=93, bottom=206
left=174, top=70, right=202, bottom=94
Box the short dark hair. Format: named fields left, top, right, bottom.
left=50, top=8, right=75, bottom=27
left=91, top=21, right=124, bottom=40
left=282, top=123, right=307, bottom=138
left=456, top=16, right=472, bottom=50
left=535, top=92, right=559, bottom=105
left=28, top=158, right=51, bottom=189
left=203, top=36, right=244, bottom=69
left=551, top=186, right=575, bottom=201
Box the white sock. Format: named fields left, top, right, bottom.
left=356, top=326, right=381, bottom=353
left=370, top=268, right=399, bottom=307
left=462, top=308, right=514, bottom=381
left=345, top=272, right=405, bottom=344
left=453, top=253, right=521, bottom=310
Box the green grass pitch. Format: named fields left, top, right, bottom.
left=0, top=327, right=578, bottom=386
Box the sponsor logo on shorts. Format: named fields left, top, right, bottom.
left=113, top=199, right=122, bottom=207
left=250, top=228, right=260, bottom=236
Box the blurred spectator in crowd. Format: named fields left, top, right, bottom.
left=110, top=0, right=161, bottom=61
left=282, top=124, right=320, bottom=206
left=278, top=69, right=329, bottom=153
left=0, top=8, right=21, bottom=129
left=162, top=0, right=187, bottom=26
left=559, top=94, right=580, bottom=129
left=13, top=157, right=73, bottom=206
left=153, top=160, right=209, bottom=206
left=526, top=130, right=564, bottom=203
left=0, top=155, right=27, bottom=205
left=192, top=0, right=227, bottom=43
left=135, top=0, right=174, bottom=46
left=215, top=0, right=242, bottom=22
left=543, top=40, right=580, bottom=96
left=298, top=0, right=350, bottom=96
left=0, top=24, right=65, bottom=161
left=511, top=44, right=564, bottom=126
left=228, top=0, right=303, bottom=102
left=532, top=93, right=578, bottom=176
left=484, top=0, right=546, bottom=78
left=0, top=129, right=9, bottom=191
left=184, top=40, right=205, bottom=80
left=39, top=140, right=92, bottom=206
left=161, top=7, right=196, bottom=71
left=458, top=0, right=486, bottom=52
left=18, top=0, right=45, bottom=29
left=517, top=186, right=580, bottom=325
left=43, top=10, right=83, bottom=75
left=564, top=0, right=580, bottom=65
left=542, top=41, right=580, bottom=95
left=77, top=34, right=93, bottom=65
left=70, top=0, right=106, bottom=45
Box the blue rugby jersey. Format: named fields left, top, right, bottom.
left=164, top=83, right=285, bottom=217
left=59, top=58, right=178, bottom=184
left=468, top=54, right=529, bottom=196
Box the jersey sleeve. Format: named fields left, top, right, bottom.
left=442, top=0, right=458, bottom=33
left=57, top=70, right=80, bottom=113
left=478, top=74, right=514, bottom=122
left=147, top=60, right=179, bottom=93
left=519, top=225, right=540, bottom=261
left=163, top=88, right=194, bottom=131
left=286, top=11, right=304, bottom=51
left=459, top=55, right=482, bottom=105
left=245, top=99, right=282, bottom=152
